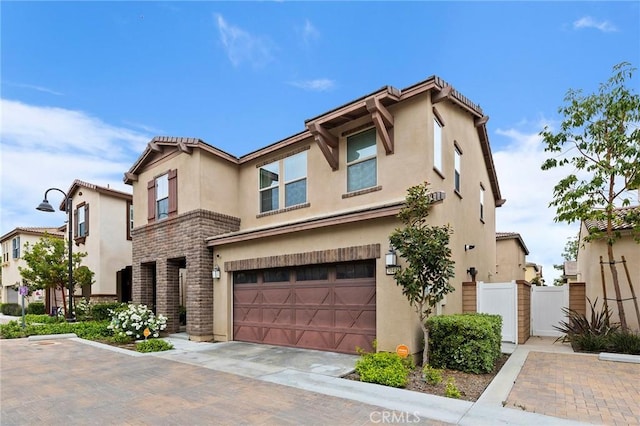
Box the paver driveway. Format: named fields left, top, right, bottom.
left=0, top=338, right=450, bottom=425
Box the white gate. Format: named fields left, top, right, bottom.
left=531, top=285, right=569, bottom=337
left=477, top=281, right=518, bottom=343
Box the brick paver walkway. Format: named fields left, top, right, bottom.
left=506, top=351, right=640, bottom=425
left=0, top=338, right=450, bottom=425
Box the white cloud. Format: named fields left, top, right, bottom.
left=301, top=19, right=320, bottom=45
left=573, top=16, right=618, bottom=32
left=4, top=81, right=64, bottom=96
left=215, top=14, right=273, bottom=68
left=288, top=78, right=335, bottom=92
left=0, top=99, right=150, bottom=234
left=493, top=125, right=580, bottom=284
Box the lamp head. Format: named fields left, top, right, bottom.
left=36, top=199, right=55, bottom=212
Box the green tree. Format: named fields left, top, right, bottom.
left=553, top=235, right=579, bottom=286
left=18, top=235, right=94, bottom=316
left=541, top=62, right=640, bottom=330
left=389, top=182, right=455, bottom=366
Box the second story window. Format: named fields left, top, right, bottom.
left=147, top=169, right=177, bottom=223
left=156, top=174, right=169, bottom=220
left=259, top=151, right=308, bottom=214
left=480, top=184, right=485, bottom=222
left=12, top=237, right=20, bottom=259
left=259, top=161, right=280, bottom=213
left=454, top=145, right=461, bottom=193
left=75, top=203, right=89, bottom=239
left=2, top=242, right=9, bottom=262
left=433, top=117, right=443, bottom=173
left=127, top=201, right=134, bottom=240
left=347, top=128, right=377, bottom=192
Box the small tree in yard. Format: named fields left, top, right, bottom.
left=389, top=182, right=455, bottom=366
left=541, top=62, right=640, bottom=330
left=18, top=235, right=94, bottom=317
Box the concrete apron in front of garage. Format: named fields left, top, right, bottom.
left=155, top=335, right=359, bottom=378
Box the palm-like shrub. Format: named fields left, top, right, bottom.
left=555, top=298, right=620, bottom=351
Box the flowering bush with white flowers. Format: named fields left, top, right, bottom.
left=107, top=304, right=167, bottom=340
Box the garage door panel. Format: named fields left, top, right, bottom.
left=233, top=261, right=376, bottom=354
left=262, top=308, right=292, bottom=324
left=334, top=286, right=375, bottom=305
left=294, top=287, right=331, bottom=305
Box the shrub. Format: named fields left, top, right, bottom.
left=25, top=314, right=62, bottom=324
left=74, top=298, right=92, bottom=321
left=555, top=297, right=619, bottom=343
left=1, top=303, right=22, bottom=316
left=91, top=302, right=127, bottom=321
left=136, top=339, right=174, bottom=353
left=445, top=377, right=461, bottom=399
left=0, top=321, right=25, bottom=339
left=108, top=304, right=167, bottom=340
left=607, top=330, right=640, bottom=355
left=355, top=351, right=409, bottom=388
left=26, top=302, right=46, bottom=315
left=427, top=313, right=502, bottom=373
left=0, top=319, right=111, bottom=340
left=422, top=364, right=443, bottom=385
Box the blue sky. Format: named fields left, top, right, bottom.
left=1, top=1, right=639, bottom=282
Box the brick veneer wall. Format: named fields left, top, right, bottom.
left=516, top=280, right=531, bottom=344
left=569, top=282, right=586, bottom=316
left=132, top=209, right=240, bottom=339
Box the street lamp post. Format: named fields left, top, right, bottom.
left=37, top=188, right=75, bottom=322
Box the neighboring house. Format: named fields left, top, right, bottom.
left=576, top=205, right=640, bottom=331
left=524, top=262, right=544, bottom=285
left=50, top=180, right=134, bottom=307
left=124, top=75, right=505, bottom=354
left=495, top=232, right=529, bottom=282
left=563, top=260, right=579, bottom=283
left=0, top=227, right=64, bottom=305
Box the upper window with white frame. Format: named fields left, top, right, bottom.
left=259, top=151, right=308, bottom=214
left=454, top=144, right=462, bottom=193
left=433, top=117, right=443, bottom=173
left=12, top=237, right=20, bottom=259
left=75, top=203, right=89, bottom=240
left=347, top=128, right=377, bottom=192
left=156, top=173, right=169, bottom=220
left=480, top=184, right=485, bottom=222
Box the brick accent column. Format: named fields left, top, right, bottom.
left=133, top=262, right=155, bottom=308
left=516, top=280, right=531, bottom=344
left=462, top=282, right=477, bottom=313
left=569, top=282, right=586, bottom=316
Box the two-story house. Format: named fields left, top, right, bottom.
left=1, top=227, right=64, bottom=305
left=56, top=180, right=134, bottom=305
left=495, top=232, right=530, bottom=282
left=124, top=75, right=505, bottom=355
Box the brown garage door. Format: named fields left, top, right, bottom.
left=233, top=261, right=376, bottom=354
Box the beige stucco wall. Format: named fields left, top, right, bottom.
left=1, top=233, right=52, bottom=304
left=70, top=187, right=132, bottom=296
left=495, top=239, right=526, bottom=282
left=577, top=223, right=640, bottom=331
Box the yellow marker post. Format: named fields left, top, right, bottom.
left=143, top=328, right=151, bottom=340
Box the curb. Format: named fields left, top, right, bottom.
left=28, top=333, right=78, bottom=341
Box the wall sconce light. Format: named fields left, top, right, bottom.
left=464, top=244, right=475, bottom=251
left=467, top=266, right=478, bottom=281
left=385, top=246, right=401, bottom=275
left=212, top=265, right=221, bottom=280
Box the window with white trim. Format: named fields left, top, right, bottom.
left=12, top=237, right=20, bottom=259
left=259, top=151, right=308, bottom=213
left=454, top=145, right=461, bottom=193
left=347, top=128, right=377, bottom=192
left=433, top=117, right=443, bottom=172
left=156, top=174, right=169, bottom=220
left=480, top=184, right=485, bottom=222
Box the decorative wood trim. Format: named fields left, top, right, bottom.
left=474, top=115, right=489, bottom=127
left=225, top=244, right=381, bottom=272
left=432, top=85, right=452, bottom=104
left=366, top=96, right=394, bottom=155
left=307, top=122, right=339, bottom=170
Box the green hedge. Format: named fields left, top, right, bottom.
left=26, top=302, right=46, bottom=315
left=0, top=319, right=111, bottom=340
left=1, top=303, right=22, bottom=316
left=355, top=351, right=410, bottom=388
left=427, top=313, right=502, bottom=373
left=90, top=302, right=126, bottom=321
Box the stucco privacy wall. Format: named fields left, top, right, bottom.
left=578, top=224, right=640, bottom=331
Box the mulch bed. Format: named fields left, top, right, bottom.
left=343, top=354, right=510, bottom=402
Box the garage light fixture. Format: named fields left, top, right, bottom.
left=212, top=265, right=221, bottom=280
left=385, top=246, right=400, bottom=275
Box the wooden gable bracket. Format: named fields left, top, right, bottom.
left=431, top=85, right=452, bottom=104
left=124, top=172, right=138, bottom=183
left=306, top=121, right=339, bottom=170
left=474, top=115, right=489, bottom=127
left=177, top=141, right=193, bottom=154
left=148, top=141, right=163, bottom=153
left=366, top=96, right=394, bottom=155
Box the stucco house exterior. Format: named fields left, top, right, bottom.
left=56, top=180, right=134, bottom=305
left=124, top=75, right=505, bottom=355
left=495, top=232, right=529, bottom=282
left=576, top=205, right=640, bottom=331
left=1, top=227, right=64, bottom=305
